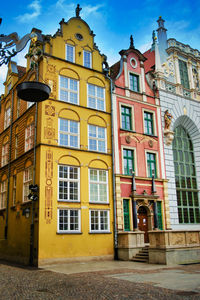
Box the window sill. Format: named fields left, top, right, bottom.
left=58, top=200, right=80, bottom=203
left=143, top=133, right=158, bottom=138
left=57, top=232, right=82, bottom=235
left=89, top=231, right=112, bottom=234
left=21, top=201, right=32, bottom=206
left=89, top=202, right=109, bottom=205
left=120, top=128, right=136, bottom=133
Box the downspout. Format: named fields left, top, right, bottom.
left=5, top=89, right=14, bottom=239
left=29, top=67, right=38, bottom=266
left=106, top=75, right=118, bottom=260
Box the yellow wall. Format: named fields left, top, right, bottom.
left=36, top=17, right=114, bottom=263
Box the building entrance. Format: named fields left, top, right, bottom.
left=138, top=206, right=149, bottom=243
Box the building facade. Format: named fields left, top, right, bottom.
left=147, top=17, right=200, bottom=230
left=111, top=38, right=170, bottom=259
left=0, top=9, right=114, bottom=265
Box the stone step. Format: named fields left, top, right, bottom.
left=132, top=257, right=149, bottom=262
left=132, top=246, right=149, bottom=263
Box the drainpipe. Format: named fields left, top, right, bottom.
left=105, top=73, right=118, bottom=260
left=5, top=89, right=14, bottom=239
left=29, top=67, right=39, bottom=266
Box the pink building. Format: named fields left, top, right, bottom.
left=111, top=37, right=170, bottom=259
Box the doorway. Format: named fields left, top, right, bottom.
left=138, top=206, right=149, bottom=243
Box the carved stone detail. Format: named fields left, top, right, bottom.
left=45, top=150, right=53, bottom=224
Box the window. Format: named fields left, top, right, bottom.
left=1, top=142, right=9, bottom=166
left=23, top=167, right=32, bottom=202
left=0, top=180, right=7, bottom=209
left=179, top=60, right=189, bottom=89
left=90, top=210, right=109, bottom=232
left=13, top=175, right=16, bottom=206
left=88, top=125, right=106, bottom=152
left=17, top=98, right=20, bottom=118
left=66, top=44, right=75, bottom=62
left=147, top=152, right=157, bottom=178
left=130, top=73, right=139, bottom=92
left=84, top=50, right=91, bottom=68
left=59, top=76, right=79, bottom=104
left=144, top=111, right=154, bottom=135
left=58, top=165, right=79, bottom=202
left=173, top=126, right=200, bottom=224
left=58, top=209, right=80, bottom=233
left=25, top=123, right=34, bottom=151
left=121, top=106, right=132, bottom=130
left=123, top=199, right=130, bottom=231
left=88, top=84, right=105, bottom=111
left=89, top=169, right=108, bottom=203
left=59, top=118, right=79, bottom=148
left=15, top=134, right=18, bottom=159
left=123, top=149, right=134, bottom=175
left=4, top=105, right=11, bottom=129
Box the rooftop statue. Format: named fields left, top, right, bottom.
left=76, top=4, right=82, bottom=18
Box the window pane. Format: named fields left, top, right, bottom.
left=173, top=126, right=199, bottom=224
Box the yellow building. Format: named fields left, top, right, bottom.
left=0, top=9, right=114, bottom=266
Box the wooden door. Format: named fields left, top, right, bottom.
left=138, top=206, right=149, bottom=243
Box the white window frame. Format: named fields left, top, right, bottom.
left=25, top=123, right=34, bottom=152
left=145, top=150, right=159, bottom=178
left=13, top=175, right=16, bottom=206
left=59, top=75, right=79, bottom=105
left=83, top=50, right=92, bottom=68
left=66, top=44, right=75, bottom=63
left=89, top=169, right=109, bottom=203
left=1, top=142, right=9, bottom=166
left=57, top=209, right=81, bottom=233
left=88, top=124, right=107, bottom=153
left=87, top=84, right=105, bottom=111
left=23, top=167, right=32, bottom=202
left=119, top=102, right=135, bottom=131
left=129, top=72, right=140, bottom=93
left=4, top=106, right=11, bottom=129
left=89, top=209, right=110, bottom=233
left=58, top=165, right=80, bottom=202
left=142, top=108, right=157, bottom=136
left=58, top=118, right=80, bottom=148
left=0, top=180, right=7, bottom=209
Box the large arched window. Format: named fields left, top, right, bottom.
left=173, top=126, right=200, bottom=223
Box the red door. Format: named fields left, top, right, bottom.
left=138, top=206, right=149, bottom=243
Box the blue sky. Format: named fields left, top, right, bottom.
left=0, top=0, right=200, bottom=94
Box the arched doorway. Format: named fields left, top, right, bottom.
left=138, top=206, right=149, bottom=243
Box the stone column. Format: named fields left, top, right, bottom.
left=154, top=201, right=158, bottom=229
left=188, top=58, right=194, bottom=90
left=173, top=52, right=181, bottom=84
left=132, top=199, right=138, bottom=230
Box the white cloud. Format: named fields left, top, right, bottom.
left=16, top=0, right=41, bottom=23
left=82, top=4, right=105, bottom=18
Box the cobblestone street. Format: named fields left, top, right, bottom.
left=0, top=261, right=200, bottom=299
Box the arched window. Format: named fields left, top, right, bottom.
left=173, top=126, right=200, bottom=223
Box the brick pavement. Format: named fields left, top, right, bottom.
left=0, top=261, right=200, bottom=299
